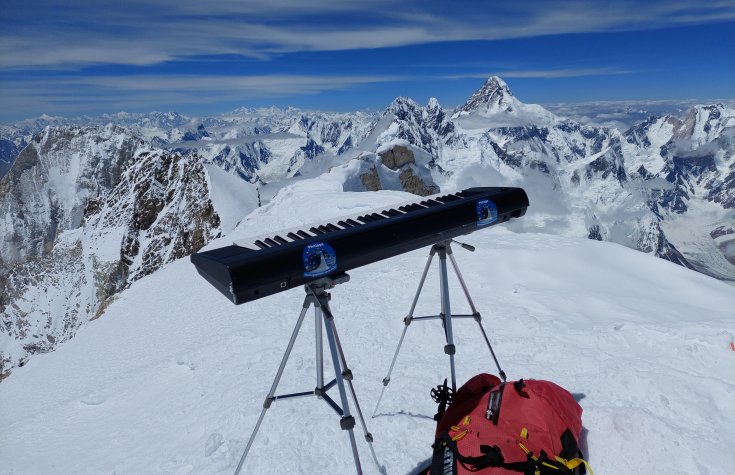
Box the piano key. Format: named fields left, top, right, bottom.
left=310, top=226, right=326, bottom=235
left=297, top=230, right=311, bottom=238
left=287, top=232, right=302, bottom=240
left=254, top=239, right=269, bottom=249
left=317, top=225, right=330, bottom=233
left=274, top=235, right=288, bottom=244
left=326, top=223, right=341, bottom=232
left=264, top=238, right=279, bottom=247
left=346, top=218, right=361, bottom=227
left=338, top=220, right=353, bottom=228
left=382, top=208, right=402, bottom=217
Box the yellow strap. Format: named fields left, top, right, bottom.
left=541, top=461, right=562, bottom=471
left=463, top=416, right=471, bottom=425
left=451, top=430, right=468, bottom=441
left=451, top=425, right=461, bottom=431
left=555, top=456, right=595, bottom=475
left=520, top=427, right=528, bottom=439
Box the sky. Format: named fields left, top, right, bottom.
left=1, top=0, right=734, bottom=122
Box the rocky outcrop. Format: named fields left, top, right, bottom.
left=0, top=135, right=224, bottom=378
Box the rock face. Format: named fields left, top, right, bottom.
left=0, top=127, right=226, bottom=378
left=348, top=142, right=439, bottom=196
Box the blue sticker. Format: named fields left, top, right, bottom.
left=303, top=242, right=337, bottom=277
left=476, top=199, right=498, bottom=227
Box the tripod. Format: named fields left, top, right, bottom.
left=372, top=240, right=506, bottom=417
left=235, top=273, right=377, bottom=475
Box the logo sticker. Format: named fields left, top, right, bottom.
left=303, top=242, right=337, bottom=277
left=476, top=199, right=498, bottom=227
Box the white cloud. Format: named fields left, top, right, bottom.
left=1, top=0, right=733, bottom=69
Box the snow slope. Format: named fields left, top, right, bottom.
left=1, top=178, right=734, bottom=475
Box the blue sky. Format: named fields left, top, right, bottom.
left=1, top=0, right=734, bottom=121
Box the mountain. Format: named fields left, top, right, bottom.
left=346, top=77, right=734, bottom=281
left=0, top=108, right=380, bottom=185
left=0, top=125, right=258, bottom=376
left=1, top=179, right=733, bottom=474
left=2, top=77, right=733, bottom=376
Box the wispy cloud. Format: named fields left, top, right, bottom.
left=1, top=0, right=734, bottom=69
left=0, top=74, right=410, bottom=119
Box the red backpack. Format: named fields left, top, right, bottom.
left=427, top=374, right=594, bottom=475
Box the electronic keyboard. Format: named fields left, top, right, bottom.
left=191, top=187, right=529, bottom=304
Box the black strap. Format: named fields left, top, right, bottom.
left=434, top=434, right=576, bottom=475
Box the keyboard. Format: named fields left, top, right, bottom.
left=191, top=187, right=529, bottom=304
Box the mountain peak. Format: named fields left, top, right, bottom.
left=459, top=76, right=514, bottom=114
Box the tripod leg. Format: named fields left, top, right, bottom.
left=438, top=249, right=457, bottom=392
left=323, top=310, right=364, bottom=475
left=448, top=251, right=506, bottom=381
left=325, top=308, right=383, bottom=471
left=234, top=302, right=311, bottom=475
left=315, top=306, right=324, bottom=390
left=373, top=248, right=436, bottom=417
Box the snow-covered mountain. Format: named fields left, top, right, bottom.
left=1, top=180, right=733, bottom=474
left=0, top=125, right=258, bottom=376
left=349, top=77, right=734, bottom=281
left=2, top=76, right=733, bottom=377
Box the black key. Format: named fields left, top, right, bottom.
left=274, top=235, right=288, bottom=244
left=310, top=226, right=325, bottom=235
left=326, top=223, right=340, bottom=232
left=370, top=213, right=385, bottom=220
left=436, top=194, right=460, bottom=203
left=421, top=199, right=441, bottom=207
left=382, top=208, right=402, bottom=217
left=254, top=240, right=269, bottom=249
left=297, top=230, right=311, bottom=238
left=338, top=220, right=353, bottom=228
left=317, top=225, right=330, bottom=233
left=401, top=203, right=425, bottom=212
left=287, top=232, right=302, bottom=240
left=264, top=238, right=279, bottom=246
left=358, top=215, right=374, bottom=223
left=346, top=218, right=361, bottom=227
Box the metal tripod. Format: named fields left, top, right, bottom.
left=235, top=273, right=377, bottom=475
left=372, top=240, right=506, bottom=417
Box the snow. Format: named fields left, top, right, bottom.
left=2, top=178, right=734, bottom=475
left=204, top=164, right=259, bottom=233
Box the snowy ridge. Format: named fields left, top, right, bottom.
left=1, top=181, right=733, bottom=474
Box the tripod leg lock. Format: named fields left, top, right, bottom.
left=342, top=369, right=353, bottom=381
left=365, top=433, right=374, bottom=443
left=263, top=397, right=275, bottom=409
left=403, top=316, right=412, bottom=325
left=340, top=416, right=356, bottom=430
left=382, top=376, right=391, bottom=386
left=444, top=344, right=456, bottom=356
left=473, top=312, right=482, bottom=322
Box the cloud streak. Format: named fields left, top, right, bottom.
left=1, top=0, right=734, bottom=69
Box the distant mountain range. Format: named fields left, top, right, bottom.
left=1, top=76, right=733, bottom=377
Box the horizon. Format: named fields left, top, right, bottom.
left=1, top=1, right=734, bottom=122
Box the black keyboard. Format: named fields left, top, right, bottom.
left=191, top=187, right=529, bottom=304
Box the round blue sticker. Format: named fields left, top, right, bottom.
left=476, top=199, right=498, bottom=227
left=303, top=242, right=337, bottom=277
